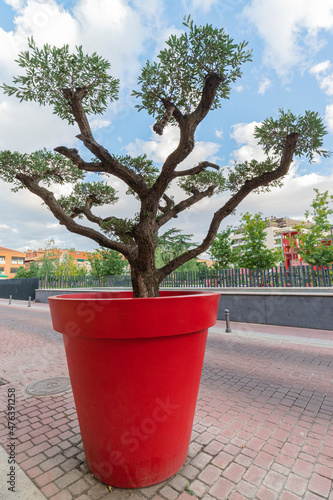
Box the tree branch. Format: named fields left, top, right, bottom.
left=158, top=194, right=175, bottom=214
left=157, top=132, right=300, bottom=280
left=157, top=186, right=215, bottom=229
left=173, top=161, right=220, bottom=178
left=153, top=99, right=185, bottom=135
left=74, top=205, right=134, bottom=240
left=62, top=88, right=149, bottom=198
left=153, top=104, right=176, bottom=135
left=16, top=173, right=131, bottom=257
left=54, top=146, right=104, bottom=172
left=191, top=73, right=225, bottom=125
left=150, top=75, right=224, bottom=202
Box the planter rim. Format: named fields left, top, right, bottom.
left=48, top=290, right=220, bottom=340
left=48, top=290, right=218, bottom=301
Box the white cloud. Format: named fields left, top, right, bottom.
left=310, top=60, right=331, bottom=74
left=234, top=85, right=244, bottom=93
left=0, top=0, right=167, bottom=152
left=243, top=0, right=333, bottom=75
left=325, top=104, right=333, bottom=133
left=230, top=121, right=266, bottom=163
left=4, top=0, right=24, bottom=9
left=310, top=60, right=333, bottom=96
left=89, top=119, right=111, bottom=132
left=126, top=126, right=221, bottom=172
left=215, top=128, right=223, bottom=139
left=258, top=77, right=272, bottom=94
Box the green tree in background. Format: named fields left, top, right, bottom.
left=54, top=252, right=87, bottom=277
left=294, top=189, right=333, bottom=267
left=88, top=248, right=128, bottom=277
left=155, top=228, right=200, bottom=272
left=14, top=261, right=39, bottom=278
left=236, top=213, right=282, bottom=268
left=209, top=227, right=238, bottom=269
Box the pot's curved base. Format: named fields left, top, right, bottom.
left=49, top=291, right=220, bottom=488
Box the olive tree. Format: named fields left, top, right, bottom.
left=0, top=17, right=329, bottom=297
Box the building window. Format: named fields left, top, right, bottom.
left=11, top=257, right=24, bottom=265
left=0, top=256, right=5, bottom=264
left=10, top=267, right=18, bottom=274
left=0, top=267, right=4, bottom=272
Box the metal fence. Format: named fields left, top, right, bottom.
left=38, top=265, right=333, bottom=289
left=38, top=274, right=132, bottom=289
left=0, top=277, right=39, bottom=300
left=161, top=265, right=333, bottom=288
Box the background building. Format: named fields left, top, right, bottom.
left=230, top=217, right=312, bottom=252
left=25, top=248, right=91, bottom=272
left=0, top=247, right=25, bottom=278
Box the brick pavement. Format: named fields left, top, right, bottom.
left=0, top=299, right=333, bottom=499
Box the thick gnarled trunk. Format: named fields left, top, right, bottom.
left=130, top=265, right=160, bottom=298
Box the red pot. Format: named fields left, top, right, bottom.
left=48, top=290, right=219, bottom=488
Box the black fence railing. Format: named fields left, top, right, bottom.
left=161, top=265, right=333, bottom=288
left=38, top=265, right=333, bottom=289
left=38, top=274, right=132, bottom=289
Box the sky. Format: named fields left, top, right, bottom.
left=0, top=0, right=333, bottom=254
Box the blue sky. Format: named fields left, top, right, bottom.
left=0, top=0, right=333, bottom=253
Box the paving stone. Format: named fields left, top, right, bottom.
left=2, top=307, right=333, bottom=500
left=198, top=464, right=221, bottom=485
left=308, top=473, right=332, bottom=497
left=159, top=485, right=179, bottom=500
left=222, top=463, right=246, bottom=483
left=209, top=477, right=234, bottom=499
left=284, top=473, right=308, bottom=496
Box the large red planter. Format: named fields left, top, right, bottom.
left=48, top=290, right=219, bottom=488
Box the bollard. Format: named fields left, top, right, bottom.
left=225, top=309, right=231, bottom=333
left=28, top=296, right=31, bottom=307
left=8, top=295, right=12, bottom=305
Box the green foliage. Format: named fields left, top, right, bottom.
left=15, top=262, right=41, bottom=278
left=132, top=15, right=252, bottom=118
left=1, top=38, right=119, bottom=125
left=227, top=158, right=281, bottom=193
left=0, top=149, right=84, bottom=192
left=54, top=252, right=87, bottom=277
left=88, top=248, right=128, bottom=277
left=116, top=154, right=159, bottom=196
left=236, top=213, right=282, bottom=268
left=178, top=170, right=226, bottom=196
left=209, top=227, right=238, bottom=269
left=155, top=228, right=194, bottom=267
left=254, top=109, right=331, bottom=162
left=294, top=189, right=333, bottom=267
left=58, top=182, right=119, bottom=218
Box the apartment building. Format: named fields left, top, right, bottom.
left=230, top=217, right=312, bottom=252
left=0, top=247, right=25, bottom=278
left=25, top=248, right=91, bottom=272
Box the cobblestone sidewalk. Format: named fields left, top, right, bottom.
left=0, top=301, right=332, bottom=499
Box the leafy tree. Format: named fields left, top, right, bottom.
left=156, top=228, right=193, bottom=265
left=54, top=252, right=87, bottom=277
left=209, top=227, right=238, bottom=269
left=0, top=18, right=329, bottom=297
left=155, top=228, right=201, bottom=272
left=14, top=266, right=29, bottom=278
left=88, top=248, right=128, bottom=277
left=14, top=260, right=40, bottom=278
left=236, top=213, right=282, bottom=268
left=293, top=189, right=333, bottom=267
left=38, top=240, right=58, bottom=276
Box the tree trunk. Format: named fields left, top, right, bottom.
left=130, top=265, right=160, bottom=298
